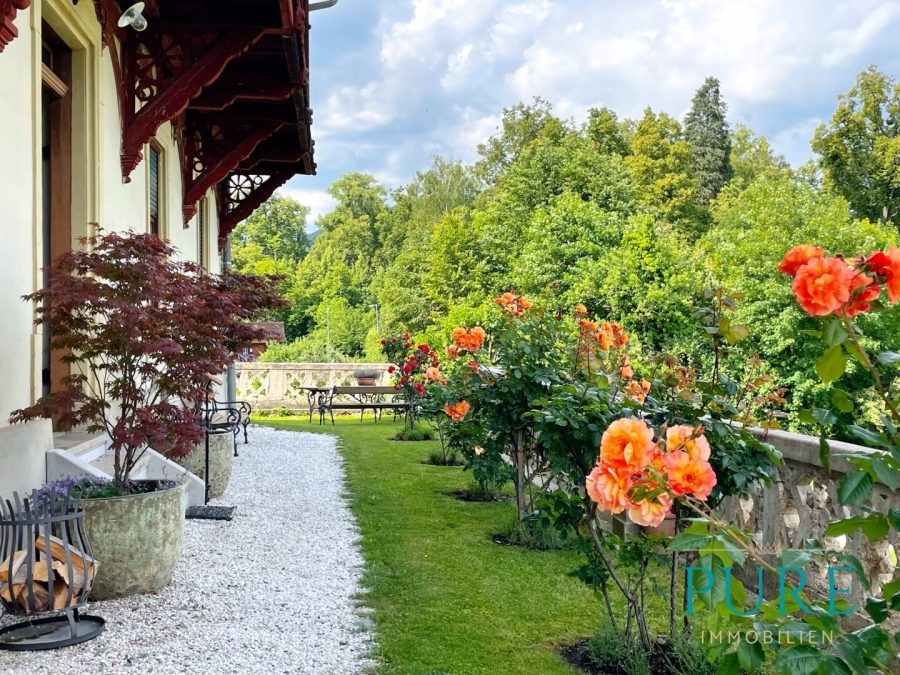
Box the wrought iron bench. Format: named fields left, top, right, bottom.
left=203, top=374, right=252, bottom=444
left=321, top=386, right=407, bottom=425
left=208, top=398, right=252, bottom=444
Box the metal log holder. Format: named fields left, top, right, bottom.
left=0, top=492, right=104, bottom=651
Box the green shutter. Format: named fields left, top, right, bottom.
left=149, top=146, right=160, bottom=235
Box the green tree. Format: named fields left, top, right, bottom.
left=624, top=108, right=698, bottom=228
left=684, top=76, right=733, bottom=204
left=812, top=66, right=900, bottom=228
left=231, top=195, right=310, bottom=275
left=729, top=123, right=789, bottom=188
left=288, top=174, right=388, bottom=343
left=511, top=191, right=625, bottom=304
left=475, top=97, right=557, bottom=183
left=701, top=173, right=900, bottom=425
left=585, top=106, right=629, bottom=156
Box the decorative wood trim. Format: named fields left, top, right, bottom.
left=120, top=27, right=265, bottom=181
left=181, top=120, right=282, bottom=225
left=217, top=171, right=292, bottom=243
left=0, top=0, right=30, bottom=53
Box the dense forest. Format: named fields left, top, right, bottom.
left=231, top=67, right=900, bottom=426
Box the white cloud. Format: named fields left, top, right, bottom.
left=277, top=186, right=337, bottom=227
left=822, top=1, right=900, bottom=67
left=317, top=83, right=393, bottom=134
left=453, top=108, right=502, bottom=162
left=306, top=0, right=900, bottom=191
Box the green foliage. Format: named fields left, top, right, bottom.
left=588, top=624, right=651, bottom=675
left=812, top=66, right=900, bottom=228
left=237, top=69, right=898, bottom=448
left=232, top=195, right=310, bottom=275
left=684, top=77, right=733, bottom=204
left=700, top=173, right=899, bottom=430
left=625, top=108, right=700, bottom=230
left=391, top=426, right=436, bottom=442
left=729, top=123, right=790, bottom=188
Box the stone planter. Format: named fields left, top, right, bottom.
left=82, top=481, right=184, bottom=600
left=354, top=369, right=380, bottom=386
left=172, top=431, right=235, bottom=500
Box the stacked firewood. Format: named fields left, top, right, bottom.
left=0, top=537, right=98, bottom=614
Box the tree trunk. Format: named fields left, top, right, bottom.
left=513, top=427, right=527, bottom=521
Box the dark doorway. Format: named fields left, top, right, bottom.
left=41, top=25, right=72, bottom=397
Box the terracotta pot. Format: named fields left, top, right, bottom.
left=82, top=481, right=184, bottom=600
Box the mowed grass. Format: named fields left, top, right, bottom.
left=259, top=416, right=601, bottom=674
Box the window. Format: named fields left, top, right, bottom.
left=148, top=142, right=162, bottom=236
left=197, top=198, right=208, bottom=269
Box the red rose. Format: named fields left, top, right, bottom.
left=387, top=365, right=396, bottom=373
left=400, top=376, right=408, bottom=385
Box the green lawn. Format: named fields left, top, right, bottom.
left=259, top=416, right=603, bottom=674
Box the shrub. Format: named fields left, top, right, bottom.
left=391, top=427, right=436, bottom=442
left=425, top=449, right=459, bottom=465
left=588, top=624, right=651, bottom=675
left=10, top=231, right=284, bottom=487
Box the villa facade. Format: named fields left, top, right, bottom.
left=0, top=0, right=315, bottom=496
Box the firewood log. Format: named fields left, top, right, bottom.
left=0, top=550, right=27, bottom=584
left=51, top=581, right=75, bottom=610
left=21, top=582, right=50, bottom=613
left=35, top=535, right=96, bottom=573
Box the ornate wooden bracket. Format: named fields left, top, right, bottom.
left=119, top=26, right=264, bottom=181
left=180, top=118, right=283, bottom=224
left=0, top=0, right=30, bottom=52
left=217, top=171, right=292, bottom=244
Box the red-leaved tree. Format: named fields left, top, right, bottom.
left=10, top=231, right=286, bottom=486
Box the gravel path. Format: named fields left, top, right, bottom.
left=0, top=426, right=374, bottom=674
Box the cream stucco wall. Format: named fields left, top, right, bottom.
left=0, top=6, right=37, bottom=423
left=0, top=0, right=223, bottom=441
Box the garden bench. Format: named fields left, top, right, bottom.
left=203, top=375, right=252, bottom=448
left=322, top=386, right=407, bottom=425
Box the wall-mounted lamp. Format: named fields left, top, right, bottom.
left=117, top=1, right=148, bottom=32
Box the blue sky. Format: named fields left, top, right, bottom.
left=283, top=0, right=900, bottom=226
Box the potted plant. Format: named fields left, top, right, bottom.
left=11, top=231, right=284, bottom=599
left=353, top=368, right=380, bottom=386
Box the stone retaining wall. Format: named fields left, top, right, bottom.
left=723, top=427, right=896, bottom=613
left=236, top=362, right=392, bottom=411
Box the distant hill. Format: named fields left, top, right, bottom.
left=307, top=228, right=320, bottom=246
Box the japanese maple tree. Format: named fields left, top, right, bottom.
left=10, top=231, right=286, bottom=487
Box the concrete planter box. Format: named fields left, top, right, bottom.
left=82, top=481, right=185, bottom=600
left=172, top=432, right=234, bottom=500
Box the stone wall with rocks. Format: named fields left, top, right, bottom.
left=723, top=427, right=896, bottom=613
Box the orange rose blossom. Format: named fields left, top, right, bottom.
left=586, top=419, right=717, bottom=528
left=780, top=244, right=899, bottom=318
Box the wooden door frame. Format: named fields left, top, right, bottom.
left=41, top=26, right=72, bottom=394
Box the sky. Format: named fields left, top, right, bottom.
left=283, top=0, right=900, bottom=227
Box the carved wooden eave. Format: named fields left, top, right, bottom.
left=0, top=1, right=317, bottom=232
left=0, top=0, right=30, bottom=52
left=82, top=0, right=316, bottom=231
left=216, top=171, right=294, bottom=246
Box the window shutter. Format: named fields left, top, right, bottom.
left=198, top=198, right=207, bottom=269
left=149, top=145, right=160, bottom=235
